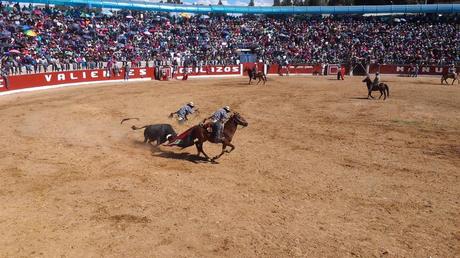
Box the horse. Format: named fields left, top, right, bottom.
left=245, top=68, right=267, bottom=85
left=441, top=73, right=459, bottom=85
left=362, top=76, right=390, bottom=100
left=167, top=113, right=248, bottom=161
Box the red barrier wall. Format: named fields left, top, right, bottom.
left=369, top=64, right=459, bottom=75
left=0, top=68, right=153, bottom=92
left=175, top=65, right=241, bottom=77
left=267, top=64, right=322, bottom=75
left=2, top=64, right=457, bottom=94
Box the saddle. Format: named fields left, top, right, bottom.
left=200, top=122, right=214, bottom=133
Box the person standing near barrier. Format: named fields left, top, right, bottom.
left=337, top=65, right=345, bottom=80
left=124, top=63, right=130, bottom=81
left=106, top=59, right=113, bottom=78
left=1, top=67, right=9, bottom=89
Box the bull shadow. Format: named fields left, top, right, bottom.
left=152, top=150, right=216, bottom=164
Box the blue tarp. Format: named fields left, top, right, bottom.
left=13, top=1, right=460, bottom=14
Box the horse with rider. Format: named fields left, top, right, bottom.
left=362, top=72, right=390, bottom=100
left=441, top=64, right=459, bottom=85
left=166, top=105, right=248, bottom=161
left=245, top=63, right=267, bottom=85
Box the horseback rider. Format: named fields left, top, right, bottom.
left=448, top=63, right=456, bottom=75
left=373, top=72, right=380, bottom=87
left=252, top=64, right=257, bottom=79
left=170, top=102, right=197, bottom=124
left=203, top=106, right=231, bottom=142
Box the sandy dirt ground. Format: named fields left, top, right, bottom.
left=0, top=76, right=459, bottom=257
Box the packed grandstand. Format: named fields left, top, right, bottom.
left=0, top=2, right=458, bottom=75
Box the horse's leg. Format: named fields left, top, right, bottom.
left=257, top=77, right=261, bottom=85
left=212, top=140, right=235, bottom=161
left=225, top=142, right=235, bottom=153
left=195, top=142, right=201, bottom=156
left=378, top=89, right=383, bottom=99
left=212, top=143, right=227, bottom=161
left=452, top=78, right=456, bottom=85
left=368, top=90, right=374, bottom=99
left=196, top=142, right=211, bottom=161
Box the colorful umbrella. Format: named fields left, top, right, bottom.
left=101, top=10, right=113, bottom=16
left=9, top=49, right=21, bottom=54
left=32, top=9, right=42, bottom=15
left=180, top=13, right=191, bottom=19
left=24, top=30, right=37, bottom=37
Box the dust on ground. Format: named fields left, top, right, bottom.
left=0, top=76, right=459, bottom=257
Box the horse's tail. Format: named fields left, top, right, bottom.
left=385, top=84, right=390, bottom=98
left=121, top=117, right=139, bottom=124
left=131, top=125, right=148, bottom=130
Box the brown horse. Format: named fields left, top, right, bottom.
left=362, top=76, right=390, bottom=100
left=441, top=73, right=459, bottom=85
left=168, top=113, right=248, bottom=161
left=245, top=68, right=267, bottom=85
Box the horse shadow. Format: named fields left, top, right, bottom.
left=152, top=150, right=217, bottom=164
left=349, top=96, right=372, bottom=100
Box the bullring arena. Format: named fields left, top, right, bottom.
left=0, top=75, right=459, bottom=256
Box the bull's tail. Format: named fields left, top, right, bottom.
left=131, top=125, right=148, bottom=130
left=121, top=117, right=139, bottom=124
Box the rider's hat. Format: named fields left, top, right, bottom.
left=188, top=102, right=195, bottom=107
left=223, top=106, right=231, bottom=112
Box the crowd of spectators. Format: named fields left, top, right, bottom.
left=0, top=2, right=458, bottom=75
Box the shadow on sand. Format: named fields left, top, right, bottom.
left=152, top=150, right=218, bottom=164
left=349, top=96, right=371, bottom=100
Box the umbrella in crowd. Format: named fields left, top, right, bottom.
left=9, top=49, right=21, bottom=54
left=101, top=10, right=114, bottom=16
left=24, top=30, right=37, bottom=37
left=180, top=13, right=191, bottom=19
left=126, top=15, right=134, bottom=19
left=32, top=9, right=42, bottom=15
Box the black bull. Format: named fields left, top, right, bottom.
left=121, top=118, right=177, bottom=146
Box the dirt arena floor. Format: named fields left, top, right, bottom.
left=0, top=76, right=459, bottom=257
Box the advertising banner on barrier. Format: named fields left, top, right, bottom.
left=369, top=64, right=459, bottom=75
left=174, top=65, right=241, bottom=77
left=0, top=68, right=154, bottom=92
left=267, top=64, right=323, bottom=75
